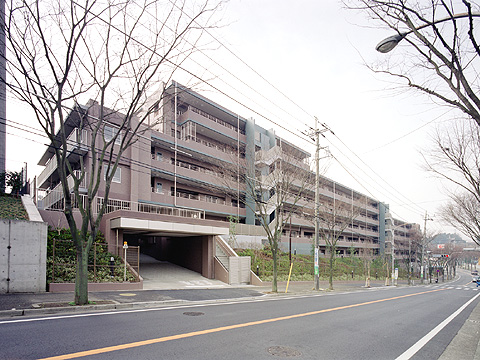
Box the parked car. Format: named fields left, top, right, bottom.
left=472, top=270, right=478, bottom=276
left=472, top=276, right=479, bottom=283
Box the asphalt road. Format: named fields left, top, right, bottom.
left=1, top=271, right=479, bottom=360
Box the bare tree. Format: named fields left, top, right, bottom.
left=359, top=239, right=375, bottom=288
left=317, top=188, right=365, bottom=290
left=5, top=0, right=220, bottom=304
left=425, top=119, right=480, bottom=245
left=397, top=227, right=422, bottom=285
left=345, top=0, right=480, bottom=127
left=219, top=142, right=313, bottom=292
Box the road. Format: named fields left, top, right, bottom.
left=1, top=270, right=478, bottom=360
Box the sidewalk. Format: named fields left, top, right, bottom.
left=0, top=279, right=478, bottom=359
left=0, top=279, right=396, bottom=317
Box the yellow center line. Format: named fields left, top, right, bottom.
left=38, top=288, right=447, bottom=360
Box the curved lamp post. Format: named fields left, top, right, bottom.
left=376, top=12, right=480, bottom=53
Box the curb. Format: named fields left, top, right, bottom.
left=0, top=279, right=461, bottom=320
left=439, top=300, right=480, bottom=360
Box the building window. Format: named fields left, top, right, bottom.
left=104, top=125, right=122, bottom=145
left=155, top=182, right=163, bottom=194
left=156, top=152, right=162, bottom=161
left=103, top=164, right=121, bottom=183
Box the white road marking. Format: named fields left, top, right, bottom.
left=395, top=292, right=480, bottom=360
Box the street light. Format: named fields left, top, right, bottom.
left=386, top=221, right=415, bottom=286
left=376, top=12, right=480, bottom=53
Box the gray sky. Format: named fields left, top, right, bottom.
left=6, top=0, right=461, bottom=237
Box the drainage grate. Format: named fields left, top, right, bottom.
left=183, top=311, right=205, bottom=316
left=267, top=346, right=302, bottom=357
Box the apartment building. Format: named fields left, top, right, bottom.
left=36, top=80, right=416, bottom=280
left=385, top=213, right=422, bottom=267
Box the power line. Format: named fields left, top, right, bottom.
left=6, top=1, right=440, bottom=226
left=157, top=1, right=436, bottom=220
left=69, top=0, right=314, bottom=146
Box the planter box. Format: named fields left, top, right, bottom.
left=48, top=280, right=143, bottom=293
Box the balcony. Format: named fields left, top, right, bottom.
left=179, top=106, right=246, bottom=138
left=255, top=146, right=310, bottom=170
left=37, top=129, right=89, bottom=188
left=39, top=170, right=87, bottom=210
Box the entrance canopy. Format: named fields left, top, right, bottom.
left=110, top=216, right=229, bottom=237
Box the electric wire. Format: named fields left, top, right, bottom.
left=156, top=1, right=438, bottom=221
left=5, top=1, right=447, bottom=229
left=335, top=136, right=427, bottom=216
left=69, top=0, right=314, bottom=146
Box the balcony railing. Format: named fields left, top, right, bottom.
left=187, top=106, right=246, bottom=135
left=39, top=171, right=87, bottom=210
left=38, top=192, right=206, bottom=220
left=37, top=128, right=89, bottom=188
left=171, top=191, right=245, bottom=208
left=37, top=153, right=59, bottom=189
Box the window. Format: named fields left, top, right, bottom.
left=156, top=152, right=163, bottom=161
left=103, top=164, right=121, bottom=183
left=104, top=125, right=122, bottom=145
left=155, top=182, right=163, bottom=194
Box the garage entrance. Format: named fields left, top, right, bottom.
left=137, top=253, right=228, bottom=290
left=125, top=234, right=213, bottom=276
left=107, top=215, right=231, bottom=289
left=122, top=232, right=225, bottom=289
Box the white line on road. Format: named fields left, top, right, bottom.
left=396, top=292, right=480, bottom=360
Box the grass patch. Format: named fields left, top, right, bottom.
left=236, top=247, right=393, bottom=281
left=0, top=194, right=28, bottom=220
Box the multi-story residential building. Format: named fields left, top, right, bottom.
left=35, top=80, right=418, bottom=283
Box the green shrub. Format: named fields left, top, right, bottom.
left=47, top=227, right=137, bottom=284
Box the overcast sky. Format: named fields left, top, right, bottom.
left=6, top=0, right=463, bottom=237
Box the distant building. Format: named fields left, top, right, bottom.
left=35, top=81, right=418, bottom=281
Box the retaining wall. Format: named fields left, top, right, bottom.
left=0, top=219, right=48, bottom=293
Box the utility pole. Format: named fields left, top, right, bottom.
left=314, top=118, right=320, bottom=290
left=305, top=117, right=332, bottom=291
left=421, top=211, right=433, bottom=284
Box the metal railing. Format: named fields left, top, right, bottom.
left=37, top=128, right=89, bottom=187
left=39, top=171, right=87, bottom=210
left=38, top=192, right=206, bottom=220
left=188, top=105, right=246, bottom=135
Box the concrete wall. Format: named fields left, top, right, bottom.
left=228, top=256, right=251, bottom=284
left=0, top=219, right=48, bottom=293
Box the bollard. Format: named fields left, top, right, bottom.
left=109, top=256, right=115, bottom=277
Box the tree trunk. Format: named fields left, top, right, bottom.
left=328, top=247, right=334, bottom=290
left=365, top=261, right=371, bottom=288
left=272, top=248, right=278, bottom=293
left=75, top=246, right=89, bottom=305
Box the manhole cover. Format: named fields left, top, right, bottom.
left=183, top=311, right=205, bottom=316
left=267, top=346, right=302, bottom=357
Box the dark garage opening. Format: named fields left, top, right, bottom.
left=124, top=234, right=209, bottom=277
